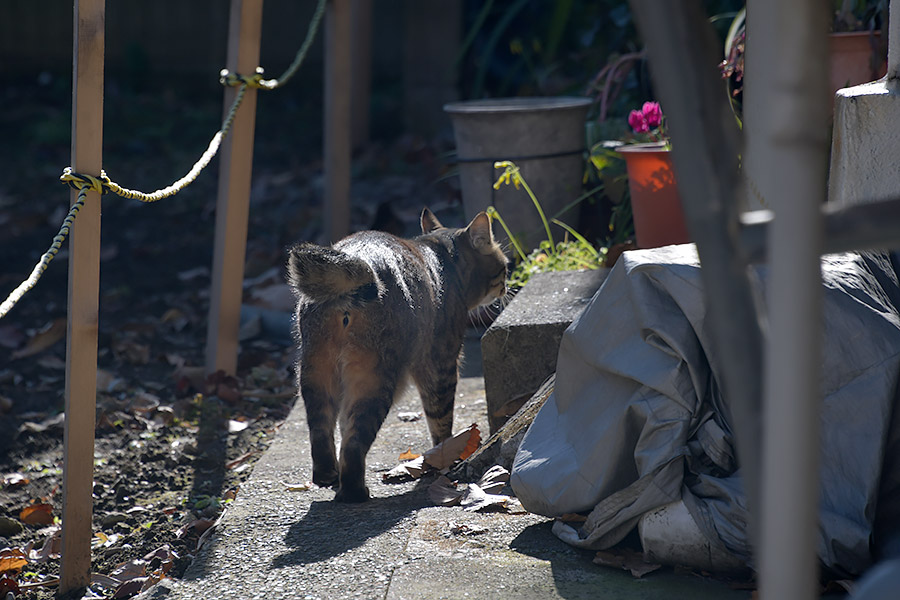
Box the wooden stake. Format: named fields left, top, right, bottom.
left=60, top=0, right=104, bottom=593
left=205, top=0, right=264, bottom=375
left=351, top=0, right=372, bottom=148
left=324, top=0, right=352, bottom=242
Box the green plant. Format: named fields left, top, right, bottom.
left=833, top=0, right=887, bottom=32
left=489, top=161, right=605, bottom=289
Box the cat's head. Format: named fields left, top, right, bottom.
left=421, top=208, right=508, bottom=310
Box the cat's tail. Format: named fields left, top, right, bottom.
left=287, top=243, right=376, bottom=302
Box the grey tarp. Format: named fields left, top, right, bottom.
left=510, top=245, right=900, bottom=576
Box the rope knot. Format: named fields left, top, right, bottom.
left=219, top=67, right=265, bottom=89
left=60, top=167, right=110, bottom=195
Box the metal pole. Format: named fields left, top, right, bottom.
left=61, top=0, right=104, bottom=592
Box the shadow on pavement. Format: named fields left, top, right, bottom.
left=270, top=479, right=431, bottom=568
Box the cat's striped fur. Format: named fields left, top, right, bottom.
left=287, top=208, right=507, bottom=502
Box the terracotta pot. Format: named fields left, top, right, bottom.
left=617, top=142, right=690, bottom=249
left=829, top=31, right=886, bottom=98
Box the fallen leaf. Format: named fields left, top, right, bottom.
left=459, top=483, right=512, bottom=512
left=398, top=448, right=421, bottom=461
left=0, top=573, right=20, bottom=595
left=281, top=481, right=312, bottom=492
left=397, top=411, right=421, bottom=422
left=109, top=558, right=147, bottom=582
left=177, top=266, right=210, bottom=281
left=593, top=548, right=662, bottom=578
left=382, top=456, right=426, bottom=482
left=36, top=354, right=66, bottom=370
left=112, top=577, right=148, bottom=599
left=3, top=473, right=30, bottom=488
left=559, top=513, right=588, bottom=523
left=19, top=503, right=54, bottom=526
left=225, top=450, right=259, bottom=470
left=28, top=527, right=61, bottom=562
left=0, top=548, right=28, bottom=574
left=12, top=318, right=66, bottom=359
left=228, top=419, right=249, bottom=433
left=423, top=424, right=481, bottom=470
left=428, top=475, right=463, bottom=506
left=475, top=465, right=509, bottom=495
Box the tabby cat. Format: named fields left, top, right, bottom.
left=287, top=209, right=508, bottom=502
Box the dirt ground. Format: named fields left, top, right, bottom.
left=0, top=80, right=465, bottom=598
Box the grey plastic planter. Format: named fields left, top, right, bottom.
left=444, top=97, right=591, bottom=253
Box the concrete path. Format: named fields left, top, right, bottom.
left=140, top=336, right=750, bottom=600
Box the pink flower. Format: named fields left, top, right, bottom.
left=628, top=109, right=649, bottom=133
left=642, top=102, right=662, bottom=129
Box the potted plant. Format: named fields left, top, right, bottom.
left=830, top=0, right=888, bottom=96
left=613, top=102, right=690, bottom=249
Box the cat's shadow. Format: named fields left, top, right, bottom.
left=270, top=479, right=431, bottom=568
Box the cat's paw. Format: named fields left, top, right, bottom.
left=312, top=469, right=339, bottom=488
left=334, top=484, right=370, bottom=503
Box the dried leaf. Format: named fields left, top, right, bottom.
left=475, top=465, right=509, bottom=495
left=423, top=424, right=481, bottom=470
left=109, top=558, right=147, bottom=582
left=225, top=450, right=259, bottom=470
left=459, top=483, right=512, bottom=512
left=428, top=475, right=463, bottom=506
left=228, top=419, right=249, bottom=433
left=382, top=456, right=426, bottom=482
left=0, top=548, right=28, bottom=574
left=28, top=527, right=61, bottom=562
left=559, top=513, right=588, bottom=523
left=19, top=503, right=54, bottom=526
left=398, top=448, right=421, bottom=461
left=0, top=573, right=20, bottom=595
left=281, top=481, right=312, bottom=492
left=593, top=548, right=662, bottom=578
left=2, top=473, right=30, bottom=488
left=112, top=577, right=148, bottom=599
left=12, top=318, right=66, bottom=359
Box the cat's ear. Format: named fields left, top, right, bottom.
left=465, top=211, right=495, bottom=252
left=421, top=208, right=443, bottom=233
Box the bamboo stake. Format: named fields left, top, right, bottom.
left=60, top=0, right=104, bottom=593
left=324, top=0, right=352, bottom=242
left=205, top=0, right=264, bottom=375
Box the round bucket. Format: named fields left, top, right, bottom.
left=444, top=97, right=591, bottom=253
left=617, top=142, right=690, bottom=249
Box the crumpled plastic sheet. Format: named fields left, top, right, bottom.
left=511, top=245, right=900, bottom=577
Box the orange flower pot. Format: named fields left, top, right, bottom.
left=617, top=142, right=690, bottom=249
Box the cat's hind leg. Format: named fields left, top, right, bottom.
left=413, top=361, right=458, bottom=446
left=335, top=349, right=398, bottom=502
left=299, top=370, right=340, bottom=488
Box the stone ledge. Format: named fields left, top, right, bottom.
left=481, top=268, right=609, bottom=434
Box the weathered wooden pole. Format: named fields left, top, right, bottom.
left=351, top=0, right=372, bottom=149
left=60, top=0, right=104, bottom=593
left=746, top=0, right=829, bottom=598
left=205, top=0, right=264, bottom=375
left=324, top=0, right=352, bottom=242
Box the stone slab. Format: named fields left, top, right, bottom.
left=481, top=269, right=608, bottom=433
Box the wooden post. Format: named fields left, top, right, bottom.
left=350, top=0, right=372, bottom=148
left=60, top=0, right=104, bottom=593
left=324, top=0, right=352, bottom=242
left=205, top=0, right=263, bottom=375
